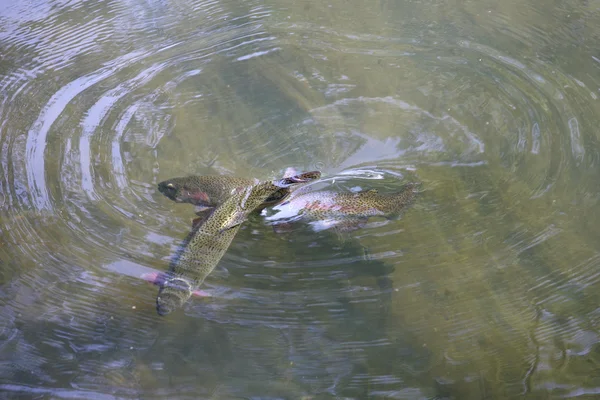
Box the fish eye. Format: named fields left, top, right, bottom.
left=167, top=183, right=175, bottom=189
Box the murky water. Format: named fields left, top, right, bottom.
left=1, top=0, right=600, bottom=398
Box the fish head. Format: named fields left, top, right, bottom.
left=156, top=277, right=194, bottom=316
left=274, top=170, right=321, bottom=188
left=256, top=171, right=321, bottom=209
left=158, top=177, right=210, bottom=205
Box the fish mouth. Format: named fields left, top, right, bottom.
left=157, top=182, right=186, bottom=203
left=156, top=300, right=175, bottom=316
left=156, top=291, right=186, bottom=316
left=156, top=277, right=193, bottom=316
left=157, top=181, right=176, bottom=196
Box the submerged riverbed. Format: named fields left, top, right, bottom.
left=1, top=0, right=600, bottom=398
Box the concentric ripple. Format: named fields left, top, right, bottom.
left=0, top=0, right=599, bottom=398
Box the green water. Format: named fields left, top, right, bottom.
left=1, top=0, right=599, bottom=398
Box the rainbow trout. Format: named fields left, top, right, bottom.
left=158, top=175, right=289, bottom=214
left=155, top=171, right=321, bottom=315
left=264, top=183, right=419, bottom=232
left=158, top=172, right=419, bottom=232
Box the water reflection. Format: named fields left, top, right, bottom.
left=1, top=0, right=600, bottom=397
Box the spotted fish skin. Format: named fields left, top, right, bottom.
left=265, top=183, right=420, bottom=232
left=158, top=175, right=293, bottom=213
left=158, top=175, right=255, bottom=206
left=156, top=171, right=321, bottom=316
left=158, top=173, right=419, bottom=231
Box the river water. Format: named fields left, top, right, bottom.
left=1, top=0, right=599, bottom=398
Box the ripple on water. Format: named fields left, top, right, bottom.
left=0, top=0, right=599, bottom=398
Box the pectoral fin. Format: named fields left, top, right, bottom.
left=192, top=209, right=214, bottom=228
left=218, top=211, right=248, bottom=233
left=142, top=272, right=164, bottom=285
left=271, top=221, right=295, bottom=234
left=337, top=216, right=368, bottom=232
left=312, top=217, right=368, bottom=233
left=194, top=205, right=213, bottom=214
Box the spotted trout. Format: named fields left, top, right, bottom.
left=264, top=183, right=420, bottom=232
left=155, top=170, right=321, bottom=315
left=158, top=172, right=419, bottom=233
left=158, top=175, right=290, bottom=214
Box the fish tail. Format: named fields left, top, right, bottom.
left=387, top=182, right=421, bottom=214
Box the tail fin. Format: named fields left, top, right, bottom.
left=387, top=182, right=421, bottom=216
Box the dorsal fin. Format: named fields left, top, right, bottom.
left=356, top=189, right=378, bottom=198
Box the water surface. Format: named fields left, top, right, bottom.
left=1, top=0, right=600, bottom=398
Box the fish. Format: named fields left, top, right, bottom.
left=153, top=170, right=321, bottom=316
left=158, top=171, right=419, bottom=232
left=158, top=175, right=294, bottom=215
left=264, top=183, right=420, bottom=233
